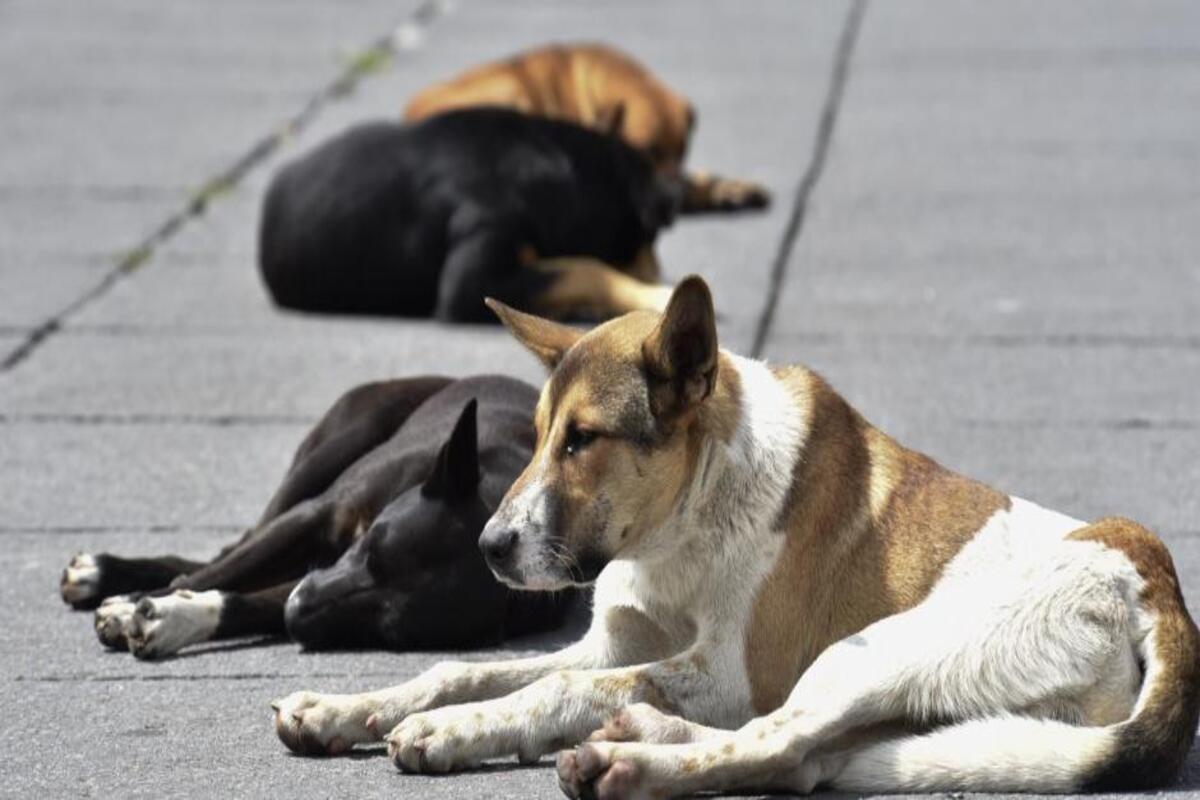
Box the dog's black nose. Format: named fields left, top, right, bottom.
left=479, top=528, right=518, bottom=566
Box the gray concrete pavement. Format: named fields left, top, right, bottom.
left=2, top=0, right=1198, bottom=797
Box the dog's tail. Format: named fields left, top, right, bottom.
left=832, top=522, right=1200, bottom=794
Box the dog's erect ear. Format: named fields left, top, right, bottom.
left=595, top=101, right=626, bottom=137
left=642, top=276, right=718, bottom=419
left=485, top=298, right=582, bottom=371
left=423, top=399, right=480, bottom=499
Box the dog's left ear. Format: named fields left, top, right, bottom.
left=423, top=399, right=480, bottom=499
left=642, top=276, right=718, bottom=420
left=486, top=298, right=582, bottom=370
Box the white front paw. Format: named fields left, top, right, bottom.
left=386, top=707, right=490, bottom=773
left=126, top=589, right=222, bottom=660
left=272, top=691, right=376, bottom=756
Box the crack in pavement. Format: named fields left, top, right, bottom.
left=0, top=0, right=450, bottom=373
left=749, top=0, right=867, bottom=358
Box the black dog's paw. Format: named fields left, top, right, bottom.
left=126, top=590, right=223, bottom=660
left=61, top=553, right=103, bottom=609
left=94, top=594, right=138, bottom=650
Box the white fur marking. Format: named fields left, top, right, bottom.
left=61, top=553, right=99, bottom=604
left=127, top=589, right=224, bottom=659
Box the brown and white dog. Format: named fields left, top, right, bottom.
left=404, top=43, right=770, bottom=214
left=272, top=277, right=1200, bottom=797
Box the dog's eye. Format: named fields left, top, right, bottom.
left=564, top=425, right=597, bottom=457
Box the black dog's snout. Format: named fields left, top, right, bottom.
left=479, top=528, right=518, bottom=566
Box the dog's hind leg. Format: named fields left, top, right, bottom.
left=61, top=553, right=204, bottom=610
left=124, top=580, right=297, bottom=660
left=530, top=257, right=673, bottom=319
left=434, top=223, right=672, bottom=321
left=170, top=500, right=335, bottom=594
left=560, top=537, right=1144, bottom=798
left=680, top=171, right=771, bottom=214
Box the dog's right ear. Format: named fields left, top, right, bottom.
left=642, top=276, right=718, bottom=420
left=485, top=298, right=582, bottom=371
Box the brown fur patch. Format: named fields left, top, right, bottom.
left=745, top=367, right=1010, bottom=713
left=592, top=672, right=678, bottom=716
left=1069, top=518, right=1200, bottom=789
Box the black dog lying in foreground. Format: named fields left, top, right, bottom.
left=59, top=375, right=575, bottom=658
left=259, top=109, right=679, bottom=322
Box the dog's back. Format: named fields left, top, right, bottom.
left=403, top=43, right=694, bottom=174
left=258, top=110, right=672, bottom=319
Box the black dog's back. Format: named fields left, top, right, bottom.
left=259, top=109, right=673, bottom=320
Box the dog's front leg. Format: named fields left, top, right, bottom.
left=273, top=639, right=609, bottom=756
left=384, top=649, right=729, bottom=773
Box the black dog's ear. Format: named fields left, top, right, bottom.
left=423, top=399, right=480, bottom=499
left=642, top=276, right=718, bottom=420
left=486, top=298, right=582, bottom=371
left=595, top=101, right=626, bottom=136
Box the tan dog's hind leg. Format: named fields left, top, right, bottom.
left=532, top=256, right=672, bottom=319
left=682, top=171, right=771, bottom=213
left=624, top=245, right=661, bottom=284
left=560, top=531, right=1143, bottom=798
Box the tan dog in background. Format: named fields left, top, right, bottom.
left=405, top=43, right=770, bottom=213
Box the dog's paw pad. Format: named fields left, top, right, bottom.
left=61, top=553, right=102, bottom=608
left=560, top=744, right=644, bottom=800
left=273, top=692, right=367, bottom=756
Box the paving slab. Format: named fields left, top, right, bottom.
left=3, top=423, right=307, bottom=529
left=0, top=0, right=428, bottom=193
left=0, top=257, right=110, bottom=328
left=779, top=336, right=1200, bottom=427
left=766, top=0, right=1200, bottom=340
left=0, top=323, right=547, bottom=418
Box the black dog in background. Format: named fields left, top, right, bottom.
left=60, top=375, right=575, bottom=658
left=258, top=109, right=678, bottom=322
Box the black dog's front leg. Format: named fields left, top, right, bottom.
left=123, top=580, right=298, bottom=660
left=61, top=553, right=205, bottom=610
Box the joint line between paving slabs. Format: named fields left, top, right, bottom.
left=0, top=0, right=451, bottom=373
left=749, top=0, right=867, bottom=359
